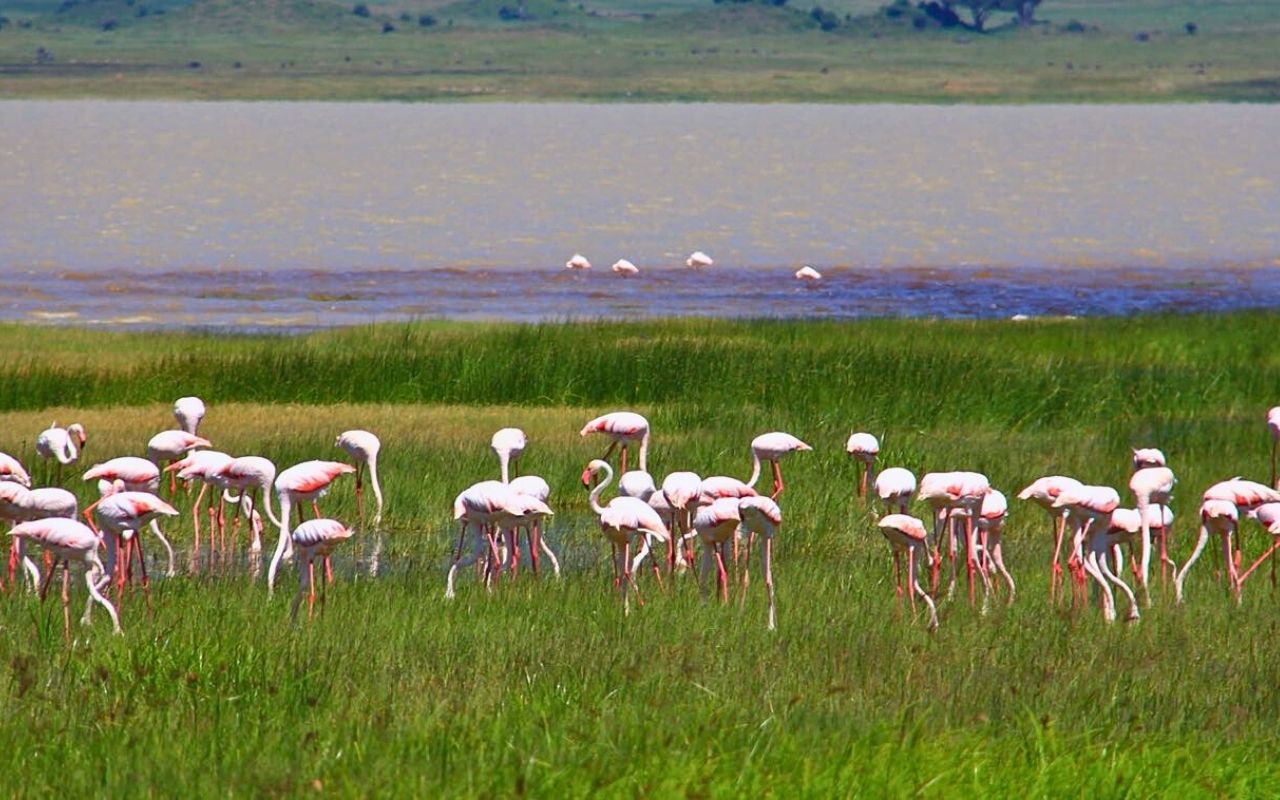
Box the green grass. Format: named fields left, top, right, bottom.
left=2, top=314, right=1280, bottom=795
left=0, top=0, right=1277, bottom=101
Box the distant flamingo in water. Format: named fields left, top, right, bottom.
left=289, top=519, right=356, bottom=621
left=750, top=431, right=812, bottom=499
left=10, top=517, right=120, bottom=637
left=173, top=396, right=207, bottom=435
left=565, top=254, right=591, bottom=270
left=846, top=432, right=879, bottom=498
left=580, top=411, right=649, bottom=474
left=685, top=251, right=713, bottom=269
left=612, top=259, right=639, bottom=277
left=795, top=265, right=822, bottom=282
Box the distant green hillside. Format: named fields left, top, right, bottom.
left=0, top=0, right=1277, bottom=101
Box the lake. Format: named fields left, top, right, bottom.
left=3, top=101, right=1278, bottom=328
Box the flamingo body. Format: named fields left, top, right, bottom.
left=611, top=259, right=639, bottom=276
left=0, top=452, right=32, bottom=487
left=565, top=254, right=591, bottom=270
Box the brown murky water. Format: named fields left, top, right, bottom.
left=3, top=101, right=1278, bottom=328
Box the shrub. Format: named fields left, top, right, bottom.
left=352, top=3, right=369, bottom=17
left=419, top=13, right=436, bottom=26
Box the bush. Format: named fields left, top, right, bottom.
left=1063, top=18, right=1086, bottom=33
left=419, top=13, right=436, bottom=26
left=381, top=21, right=395, bottom=32
left=352, top=3, right=369, bottom=17
left=100, top=18, right=118, bottom=30
left=1185, top=21, right=1197, bottom=35
left=810, top=5, right=839, bottom=30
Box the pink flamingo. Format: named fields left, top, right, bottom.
left=565, top=253, right=591, bottom=270
left=165, top=450, right=235, bottom=568
left=214, top=456, right=284, bottom=563
left=685, top=251, right=713, bottom=269
left=289, top=519, right=356, bottom=621
left=147, top=430, right=212, bottom=495
left=173, top=396, right=207, bottom=435
left=509, top=475, right=560, bottom=577
left=1203, top=478, right=1280, bottom=569
left=918, top=471, right=990, bottom=605
left=337, top=430, right=384, bottom=528
left=1175, top=499, right=1240, bottom=604
left=1131, top=448, right=1167, bottom=471
left=1016, top=475, right=1084, bottom=600
left=795, top=265, right=822, bottom=282
left=1268, top=407, right=1280, bottom=488
left=2, top=483, right=77, bottom=588
left=975, top=489, right=1015, bottom=604
left=873, top=467, right=916, bottom=515
left=618, top=469, right=657, bottom=502
left=1235, top=503, right=1280, bottom=594
left=490, top=427, right=526, bottom=484
left=876, top=514, right=938, bottom=631
left=492, top=494, right=554, bottom=577
left=0, top=451, right=31, bottom=487
left=611, top=259, right=640, bottom=277
left=845, top=432, right=879, bottom=498
left=267, top=461, right=356, bottom=595
left=692, top=498, right=740, bottom=603
left=10, top=517, right=119, bottom=636
left=738, top=496, right=781, bottom=630
left=1051, top=483, right=1120, bottom=608
left=750, top=431, right=811, bottom=499
left=446, top=480, right=517, bottom=598
left=582, top=459, right=670, bottom=614
left=1081, top=509, right=1142, bottom=622
left=1129, top=466, right=1175, bottom=601
left=81, top=456, right=160, bottom=522
left=93, top=490, right=179, bottom=603
left=35, top=422, right=86, bottom=483
left=580, top=411, right=649, bottom=474
left=660, top=471, right=702, bottom=571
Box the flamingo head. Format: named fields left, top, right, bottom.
left=69, top=423, right=87, bottom=448
left=581, top=459, right=607, bottom=488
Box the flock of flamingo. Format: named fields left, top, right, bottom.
left=3, top=399, right=1280, bottom=639
left=566, top=251, right=824, bottom=283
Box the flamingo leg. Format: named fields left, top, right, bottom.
left=771, top=461, right=784, bottom=500
left=713, top=545, right=729, bottom=604
left=858, top=461, right=868, bottom=499
left=1236, top=536, right=1280, bottom=587
left=905, top=547, right=917, bottom=618
left=893, top=549, right=903, bottom=603
left=619, top=445, right=628, bottom=476
left=445, top=521, right=473, bottom=599
left=134, top=537, right=152, bottom=611
left=61, top=562, right=71, bottom=643
left=191, top=482, right=208, bottom=573
left=762, top=537, right=776, bottom=630
left=1050, top=513, right=1066, bottom=601
left=291, top=555, right=308, bottom=622
left=38, top=555, right=58, bottom=601
left=308, top=560, right=317, bottom=620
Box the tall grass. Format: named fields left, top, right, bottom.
left=1, top=315, right=1279, bottom=796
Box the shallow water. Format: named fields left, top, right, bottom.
left=3, top=101, right=1278, bottom=328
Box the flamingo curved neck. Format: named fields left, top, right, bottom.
left=261, top=483, right=284, bottom=529
left=367, top=453, right=385, bottom=521
left=637, top=432, right=649, bottom=474
left=589, top=463, right=613, bottom=515
left=499, top=451, right=511, bottom=484
left=747, top=451, right=762, bottom=489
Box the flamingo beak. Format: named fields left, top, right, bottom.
left=580, top=468, right=593, bottom=488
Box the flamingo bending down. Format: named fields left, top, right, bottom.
left=1235, top=503, right=1280, bottom=593
left=173, top=396, right=207, bottom=435
left=918, top=471, right=991, bottom=606
left=492, top=495, right=554, bottom=577
left=81, top=457, right=160, bottom=523
left=580, top=412, right=649, bottom=474
left=1016, top=476, right=1084, bottom=601
left=508, top=475, right=560, bottom=576
left=873, top=467, right=916, bottom=515
left=337, top=430, right=384, bottom=528
left=565, top=254, right=591, bottom=270
left=0, top=452, right=32, bottom=487
left=268, top=461, right=356, bottom=595
left=738, top=496, right=782, bottom=630
left=1203, top=478, right=1280, bottom=568
left=692, top=498, right=740, bottom=603
left=10, top=518, right=120, bottom=636
left=93, top=490, right=180, bottom=600
left=290, top=519, right=356, bottom=622
left=146, top=430, right=212, bottom=494
left=166, top=450, right=234, bottom=567
left=1175, top=500, right=1240, bottom=604
left=845, top=433, right=879, bottom=498
left=685, top=251, right=713, bottom=269
left=1131, top=448, right=1167, bottom=471
left=876, top=514, right=938, bottom=631
left=795, top=265, right=822, bottom=282
left=214, top=456, right=284, bottom=565
left=974, top=489, right=1015, bottom=604
left=1051, top=484, right=1121, bottom=609
left=612, top=259, right=640, bottom=277
left=1129, top=466, right=1175, bottom=602
left=491, top=427, right=526, bottom=484
left=1082, top=509, right=1142, bottom=622
left=660, top=471, right=702, bottom=571
left=2, top=483, right=77, bottom=588
left=446, top=480, right=517, bottom=598
left=582, top=459, right=670, bottom=614
left=749, top=432, right=811, bottom=500
left=35, top=422, right=86, bottom=483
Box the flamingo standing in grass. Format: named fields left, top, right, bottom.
left=2, top=483, right=77, bottom=588
left=582, top=459, right=670, bottom=614
left=214, top=456, right=284, bottom=564
left=660, top=471, right=702, bottom=571
left=289, top=519, right=356, bottom=622
left=1129, top=466, right=1175, bottom=601
left=337, top=430, right=384, bottom=528
left=10, top=518, right=119, bottom=636
left=974, top=489, right=1015, bottom=604
left=267, top=461, right=356, bottom=595
left=1175, top=499, right=1240, bottom=604
left=873, top=467, right=916, bottom=515
left=738, top=496, right=781, bottom=630
left=846, top=433, right=879, bottom=498
left=580, top=412, right=649, bottom=474
left=876, top=514, right=938, bottom=631
left=492, top=494, right=555, bottom=577
left=692, top=498, right=740, bottom=603
left=35, top=422, right=86, bottom=484
left=93, top=489, right=179, bottom=601
left=1268, top=407, right=1280, bottom=488
left=81, top=457, right=160, bottom=524
left=1016, top=476, right=1084, bottom=601
left=1082, top=509, right=1143, bottom=622
left=165, top=450, right=234, bottom=567
left=509, top=475, right=560, bottom=577
left=750, top=431, right=811, bottom=499
left=1235, top=503, right=1280, bottom=594
left=0, top=452, right=32, bottom=487
left=446, top=480, right=517, bottom=598
left=173, top=396, right=207, bottom=435
left=490, top=427, right=526, bottom=484
left=1051, top=484, right=1121, bottom=608
left=1201, top=478, right=1280, bottom=575
left=917, top=471, right=990, bottom=605
left=147, top=430, right=211, bottom=495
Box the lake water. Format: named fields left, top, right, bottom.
left=3, top=101, right=1278, bottom=329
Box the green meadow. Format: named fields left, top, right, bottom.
left=0, top=0, right=1278, bottom=101
left=1, top=314, right=1279, bottom=795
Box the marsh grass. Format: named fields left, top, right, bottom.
left=2, top=314, right=1280, bottom=795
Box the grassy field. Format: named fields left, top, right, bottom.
left=1, top=314, right=1280, bottom=795
left=0, top=0, right=1278, bottom=101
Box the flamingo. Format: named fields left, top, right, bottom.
left=1268, top=407, right=1280, bottom=488
left=872, top=467, right=916, bottom=515
left=146, top=430, right=212, bottom=495
left=337, top=430, right=384, bottom=528
left=691, top=498, right=740, bottom=603
left=918, top=471, right=991, bottom=605
left=508, top=474, right=559, bottom=576
left=1203, top=478, right=1280, bottom=568
left=93, top=490, right=180, bottom=599
left=1051, top=484, right=1121, bottom=607
left=876, top=514, right=938, bottom=631
left=618, top=470, right=657, bottom=502
left=660, top=471, right=702, bottom=571
left=35, top=422, right=86, bottom=483
left=1131, top=448, right=1167, bottom=471
left=288, top=519, right=356, bottom=621
left=173, top=396, right=207, bottom=435
left=2, top=483, right=77, bottom=588
left=565, top=254, right=591, bottom=270
left=267, top=461, right=356, bottom=595
left=1235, top=503, right=1280, bottom=593
left=81, top=457, right=160, bottom=523
left=10, top=517, right=119, bottom=636
left=490, top=427, right=526, bottom=484
left=582, top=459, right=670, bottom=614
left=214, top=456, right=285, bottom=563
left=612, top=259, right=640, bottom=277
left=685, top=251, right=713, bottom=269
left=492, top=494, right=554, bottom=577
left=1129, top=466, right=1175, bottom=601
left=846, top=433, right=879, bottom=499
left=0, top=451, right=32, bottom=487
left=961, top=488, right=1015, bottom=604
left=1082, top=509, right=1142, bottom=622
left=1175, top=499, right=1240, bottom=604
left=795, top=265, right=822, bottom=282
left=1016, top=476, right=1084, bottom=601
left=580, top=411, right=649, bottom=474
left=738, top=496, right=781, bottom=630
left=750, top=431, right=812, bottom=499
left=446, top=480, right=517, bottom=598
left=165, top=450, right=235, bottom=567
